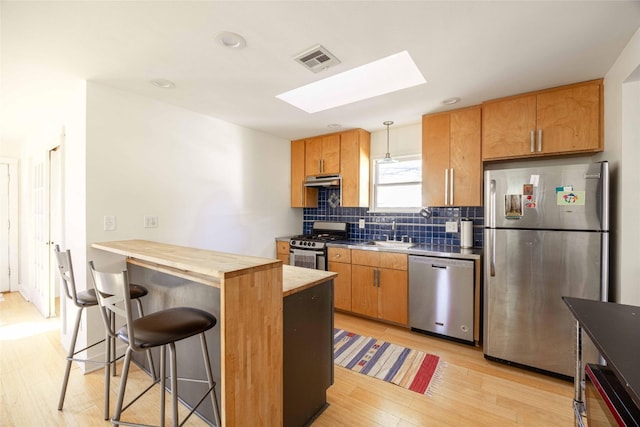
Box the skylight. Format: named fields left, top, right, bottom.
left=276, top=51, right=426, bottom=113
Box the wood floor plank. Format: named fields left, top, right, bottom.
left=0, top=293, right=575, bottom=426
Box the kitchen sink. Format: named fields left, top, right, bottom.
left=359, top=240, right=415, bottom=249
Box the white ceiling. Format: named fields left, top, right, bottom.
left=2, top=1, right=640, bottom=141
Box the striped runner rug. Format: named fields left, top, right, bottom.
left=334, top=328, right=444, bottom=396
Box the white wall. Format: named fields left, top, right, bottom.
left=603, top=26, right=640, bottom=305
left=83, top=82, right=300, bottom=269
left=370, top=122, right=421, bottom=160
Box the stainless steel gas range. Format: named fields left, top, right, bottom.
left=289, top=221, right=349, bottom=270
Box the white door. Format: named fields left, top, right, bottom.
left=29, top=147, right=60, bottom=317
left=0, top=163, right=9, bottom=292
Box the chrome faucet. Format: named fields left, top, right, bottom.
left=391, top=220, right=397, bottom=241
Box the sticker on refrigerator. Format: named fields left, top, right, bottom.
left=557, top=191, right=585, bottom=205
left=522, top=184, right=537, bottom=208
left=529, top=175, right=539, bottom=187
left=505, top=194, right=523, bottom=218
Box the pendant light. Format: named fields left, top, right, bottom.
left=382, top=120, right=398, bottom=163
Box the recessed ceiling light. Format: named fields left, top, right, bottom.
left=276, top=51, right=426, bottom=114
left=150, top=79, right=175, bottom=89
left=327, top=124, right=342, bottom=129
left=442, top=97, right=461, bottom=105
left=215, top=31, right=246, bottom=49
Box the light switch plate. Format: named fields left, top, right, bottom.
left=144, top=215, right=158, bottom=228
left=445, top=221, right=458, bottom=233
left=359, top=219, right=365, bottom=229
left=104, top=215, right=116, bottom=231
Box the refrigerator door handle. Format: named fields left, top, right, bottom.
left=489, top=179, right=496, bottom=228
left=489, top=228, right=496, bottom=277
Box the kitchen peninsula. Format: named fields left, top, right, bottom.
left=92, top=240, right=337, bottom=427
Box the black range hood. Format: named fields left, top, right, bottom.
left=304, top=174, right=341, bottom=187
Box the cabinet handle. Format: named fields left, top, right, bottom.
left=530, top=130, right=535, bottom=153
left=450, top=168, right=454, bottom=205
left=444, top=168, right=449, bottom=206
left=538, top=129, right=542, bottom=152
left=318, top=159, right=322, bottom=173
left=376, top=269, right=381, bottom=287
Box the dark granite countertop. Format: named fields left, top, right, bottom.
left=563, top=297, right=640, bottom=410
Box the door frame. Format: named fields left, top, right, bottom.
left=0, top=157, right=19, bottom=292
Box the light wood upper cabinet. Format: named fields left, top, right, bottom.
left=290, top=139, right=318, bottom=207
left=340, top=129, right=370, bottom=208
left=482, top=79, right=603, bottom=160
left=305, top=134, right=340, bottom=176
left=291, top=129, right=370, bottom=208
left=422, top=105, right=482, bottom=207
left=351, top=250, right=408, bottom=326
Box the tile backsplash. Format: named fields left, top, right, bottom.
left=303, top=187, right=484, bottom=248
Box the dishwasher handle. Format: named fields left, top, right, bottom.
left=431, top=264, right=448, bottom=270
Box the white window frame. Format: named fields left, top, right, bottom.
left=370, top=154, right=422, bottom=213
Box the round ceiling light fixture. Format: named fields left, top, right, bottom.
left=442, top=97, right=461, bottom=105
left=150, top=79, right=176, bottom=89
left=327, top=123, right=342, bottom=129
left=215, top=31, right=246, bottom=49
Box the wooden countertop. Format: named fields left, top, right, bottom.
left=282, top=265, right=336, bottom=297
left=93, top=239, right=280, bottom=279
left=93, top=240, right=336, bottom=296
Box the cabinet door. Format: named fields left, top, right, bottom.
left=291, top=139, right=318, bottom=208
left=450, top=106, right=482, bottom=206
left=329, top=261, right=352, bottom=311
left=482, top=94, right=537, bottom=160
left=422, top=113, right=450, bottom=206
left=304, top=137, right=323, bottom=176
left=378, top=268, right=408, bottom=325
left=321, top=134, right=340, bottom=174
left=351, top=265, right=378, bottom=318
left=536, top=82, right=602, bottom=155
left=340, top=130, right=370, bottom=208
left=291, top=139, right=306, bottom=206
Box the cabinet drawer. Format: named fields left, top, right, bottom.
left=380, top=253, right=407, bottom=270
left=351, top=249, right=407, bottom=270
left=277, top=241, right=290, bottom=255
left=351, top=249, right=379, bottom=267
left=327, top=247, right=350, bottom=263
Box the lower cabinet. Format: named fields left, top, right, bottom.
left=328, top=247, right=352, bottom=311
left=276, top=241, right=290, bottom=265
left=351, top=250, right=408, bottom=326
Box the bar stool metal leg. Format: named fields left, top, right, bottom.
left=57, top=305, right=84, bottom=410
left=200, top=333, right=222, bottom=427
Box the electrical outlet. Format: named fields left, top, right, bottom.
left=445, top=221, right=458, bottom=233
left=144, top=215, right=158, bottom=228
left=104, top=215, right=116, bottom=231
left=359, top=219, right=365, bottom=229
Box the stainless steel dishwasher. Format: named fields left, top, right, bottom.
left=409, top=255, right=474, bottom=344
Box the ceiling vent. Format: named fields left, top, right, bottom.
left=294, top=44, right=341, bottom=73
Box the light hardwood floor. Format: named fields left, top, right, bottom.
left=0, top=292, right=574, bottom=426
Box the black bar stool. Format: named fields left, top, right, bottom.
left=88, top=261, right=222, bottom=427
left=54, top=245, right=155, bottom=420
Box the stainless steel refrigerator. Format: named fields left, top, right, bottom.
left=484, top=161, right=609, bottom=378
